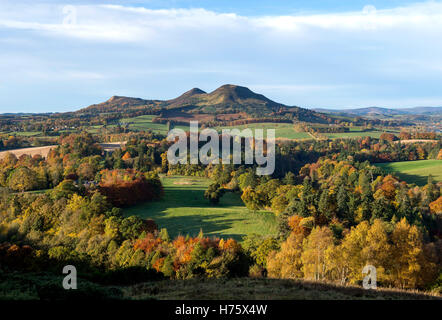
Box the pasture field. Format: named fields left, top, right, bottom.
left=10, top=131, right=42, bottom=137
left=120, top=115, right=188, bottom=134
left=325, top=130, right=384, bottom=139
left=123, top=176, right=278, bottom=241
left=375, top=160, right=442, bottom=186
left=319, top=126, right=399, bottom=139
left=216, top=122, right=311, bottom=140
left=0, top=131, right=43, bottom=137
left=116, top=117, right=312, bottom=140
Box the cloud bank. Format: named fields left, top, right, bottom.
left=1, top=1, right=442, bottom=111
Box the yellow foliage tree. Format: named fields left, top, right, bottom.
left=389, top=218, right=436, bottom=289
left=336, top=220, right=391, bottom=285
left=122, top=151, right=132, bottom=161
left=301, top=226, right=334, bottom=281
left=429, top=196, right=442, bottom=214
left=267, top=232, right=304, bottom=279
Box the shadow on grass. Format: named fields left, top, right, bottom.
left=393, top=172, right=429, bottom=186
left=377, top=164, right=429, bottom=186
left=153, top=213, right=247, bottom=241
left=124, top=185, right=261, bottom=241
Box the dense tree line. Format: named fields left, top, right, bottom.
left=266, top=217, right=440, bottom=289
left=399, top=131, right=438, bottom=140
left=0, top=189, right=248, bottom=281
left=201, top=158, right=442, bottom=290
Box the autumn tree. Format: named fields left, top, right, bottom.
left=238, top=171, right=259, bottom=190
left=429, top=196, right=442, bottom=214
left=336, top=220, right=391, bottom=285
left=379, top=133, right=397, bottom=142
left=301, top=226, right=334, bottom=280
left=77, top=162, right=95, bottom=180
left=390, top=218, right=436, bottom=288
left=241, top=186, right=266, bottom=211
left=204, top=183, right=225, bottom=204
left=7, top=167, right=39, bottom=192
left=122, top=151, right=132, bottom=161
left=267, top=232, right=304, bottom=279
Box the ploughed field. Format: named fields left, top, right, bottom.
left=375, top=160, right=442, bottom=186
left=0, top=145, right=57, bottom=159
left=0, top=142, right=127, bottom=159
left=123, top=176, right=278, bottom=241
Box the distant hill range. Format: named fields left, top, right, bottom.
left=314, top=106, right=442, bottom=117
left=78, top=84, right=328, bottom=123
left=76, top=85, right=440, bottom=125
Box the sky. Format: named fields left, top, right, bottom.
left=1, top=1, right=442, bottom=113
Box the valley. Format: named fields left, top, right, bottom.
left=1, top=84, right=441, bottom=300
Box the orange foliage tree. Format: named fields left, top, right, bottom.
left=98, top=169, right=163, bottom=207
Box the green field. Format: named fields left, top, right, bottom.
left=5, top=131, right=43, bottom=137
left=324, top=126, right=399, bottom=139
left=120, top=115, right=188, bottom=134
left=325, top=131, right=383, bottom=139
left=115, top=117, right=312, bottom=140
left=375, top=160, right=442, bottom=186
left=86, top=115, right=183, bottom=134
left=87, top=117, right=401, bottom=141
left=123, top=176, right=278, bottom=241
left=216, top=123, right=311, bottom=140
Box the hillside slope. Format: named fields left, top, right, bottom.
left=78, top=84, right=326, bottom=122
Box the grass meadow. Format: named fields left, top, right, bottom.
left=216, top=122, right=312, bottom=140
left=119, top=117, right=312, bottom=140
left=325, top=131, right=385, bottom=139
left=120, top=115, right=188, bottom=134
left=123, top=176, right=278, bottom=241
left=375, top=160, right=442, bottom=186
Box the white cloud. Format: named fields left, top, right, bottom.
left=1, top=2, right=442, bottom=41
left=1, top=1, right=442, bottom=111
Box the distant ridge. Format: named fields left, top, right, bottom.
left=314, top=106, right=442, bottom=116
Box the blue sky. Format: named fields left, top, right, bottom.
left=1, top=0, right=442, bottom=112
